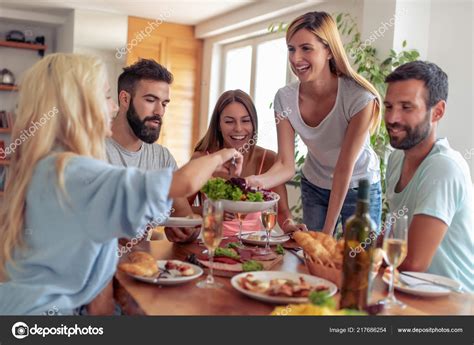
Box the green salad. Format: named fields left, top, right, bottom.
left=201, top=177, right=264, bottom=202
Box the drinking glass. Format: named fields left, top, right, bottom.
left=259, top=203, right=278, bottom=254
left=379, top=215, right=408, bottom=309
left=197, top=199, right=224, bottom=289
left=236, top=212, right=247, bottom=246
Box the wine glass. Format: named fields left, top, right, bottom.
left=379, top=215, right=408, bottom=309
left=236, top=212, right=247, bottom=246
left=197, top=199, right=224, bottom=289
left=259, top=203, right=278, bottom=254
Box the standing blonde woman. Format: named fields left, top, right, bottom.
left=0, top=53, right=242, bottom=315
left=247, top=12, right=382, bottom=235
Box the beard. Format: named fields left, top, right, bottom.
left=126, top=99, right=162, bottom=144
left=387, top=110, right=431, bottom=150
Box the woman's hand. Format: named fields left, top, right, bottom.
left=213, top=148, right=243, bottom=176
left=245, top=175, right=264, bottom=188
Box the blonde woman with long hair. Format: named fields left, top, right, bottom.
left=0, top=53, right=242, bottom=315
left=246, top=11, right=382, bottom=235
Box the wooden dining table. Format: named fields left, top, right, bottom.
left=114, top=238, right=473, bottom=316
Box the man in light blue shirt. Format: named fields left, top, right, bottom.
left=384, top=61, right=473, bottom=291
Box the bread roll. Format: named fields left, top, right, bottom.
left=293, top=232, right=331, bottom=264
left=309, top=232, right=337, bottom=255
left=118, top=251, right=158, bottom=277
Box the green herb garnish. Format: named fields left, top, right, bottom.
left=214, top=247, right=240, bottom=260
left=242, top=260, right=264, bottom=272
left=275, top=244, right=285, bottom=255
left=226, top=242, right=243, bottom=249
left=309, top=291, right=336, bottom=309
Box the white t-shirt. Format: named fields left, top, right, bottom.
left=273, top=76, right=380, bottom=189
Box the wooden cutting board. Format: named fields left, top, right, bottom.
left=192, top=236, right=284, bottom=278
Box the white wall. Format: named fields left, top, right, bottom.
left=391, top=0, right=473, bottom=180
left=361, top=0, right=398, bottom=58
left=56, top=10, right=75, bottom=53
left=73, top=9, right=128, bottom=102
left=393, top=0, right=431, bottom=57
left=426, top=0, right=473, bottom=178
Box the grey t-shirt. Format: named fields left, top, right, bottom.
left=274, top=76, right=380, bottom=189
left=105, top=138, right=178, bottom=171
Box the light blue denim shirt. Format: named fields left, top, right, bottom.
left=0, top=154, right=173, bottom=315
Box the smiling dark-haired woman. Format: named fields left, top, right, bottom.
left=192, top=89, right=307, bottom=236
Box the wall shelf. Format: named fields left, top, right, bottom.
left=0, top=84, right=18, bottom=92
left=0, top=40, right=47, bottom=56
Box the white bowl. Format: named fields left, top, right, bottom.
left=219, top=192, right=280, bottom=213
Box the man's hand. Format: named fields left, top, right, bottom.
left=164, top=226, right=200, bottom=243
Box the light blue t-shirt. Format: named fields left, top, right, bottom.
left=0, top=154, right=173, bottom=315
left=386, top=138, right=473, bottom=291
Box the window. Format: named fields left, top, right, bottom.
left=254, top=38, right=287, bottom=152
left=223, top=45, right=252, bottom=94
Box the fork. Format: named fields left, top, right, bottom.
left=229, top=155, right=237, bottom=176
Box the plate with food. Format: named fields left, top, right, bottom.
left=231, top=271, right=337, bottom=304
left=163, top=216, right=202, bottom=228
left=240, top=231, right=290, bottom=246
left=382, top=270, right=462, bottom=297
left=201, top=177, right=280, bottom=213
left=118, top=252, right=203, bottom=285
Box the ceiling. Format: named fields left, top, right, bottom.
left=0, top=0, right=259, bottom=25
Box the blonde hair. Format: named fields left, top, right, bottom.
left=287, top=11, right=381, bottom=134
left=0, top=53, right=110, bottom=277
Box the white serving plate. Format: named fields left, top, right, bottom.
left=126, top=260, right=203, bottom=286
left=231, top=271, right=337, bottom=304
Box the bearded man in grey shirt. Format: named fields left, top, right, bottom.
left=106, top=59, right=199, bottom=243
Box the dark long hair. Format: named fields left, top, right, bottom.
left=194, top=90, right=258, bottom=159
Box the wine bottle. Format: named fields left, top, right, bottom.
left=340, top=179, right=376, bottom=310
